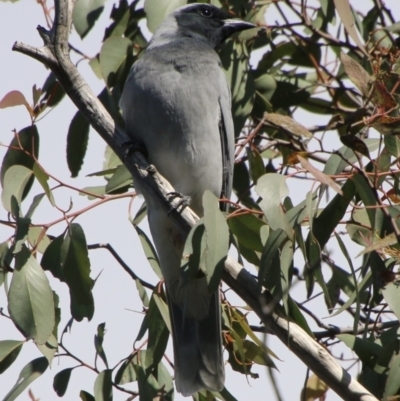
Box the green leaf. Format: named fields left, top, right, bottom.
left=338, top=334, right=381, bottom=368
left=61, top=224, right=95, bottom=321
left=331, top=271, right=372, bottom=317
left=220, top=40, right=254, bottom=136
left=227, top=213, right=266, bottom=253
left=309, top=180, right=355, bottom=250
left=131, top=201, right=147, bottom=226
left=0, top=340, right=24, bottom=374
left=136, top=278, right=150, bottom=307
left=105, top=164, right=132, bottom=194
left=259, top=228, right=285, bottom=292
left=144, top=0, right=187, bottom=32
left=115, top=359, right=137, bottom=385
left=80, top=390, right=95, bottom=401
left=351, top=173, right=384, bottom=233
left=32, top=163, right=55, bottom=205
left=152, top=292, right=171, bottom=333
left=41, top=225, right=94, bottom=321
left=382, top=283, right=400, bottom=322
left=230, top=308, right=278, bottom=359
left=384, top=135, right=400, bottom=158
left=0, top=241, right=11, bottom=286
left=287, top=297, right=314, bottom=338
left=134, top=225, right=162, bottom=279
left=25, top=193, right=45, bottom=219
left=94, top=369, right=113, bottom=401
left=8, top=246, right=55, bottom=344
left=247, top=148, right=265, bottom=184
left=280, top=239, right=293, bottom=312
left=255, top=173, right=293, bottom=240
left=1, top=125, right=39, bottom=201
left=203, top=191, right=229, bottom=292
left=36, top=334, right=58, bottom=365
left=298, top=156, right=342, bottom=194
left=13, top=216, right=31, bottom=254
left=73, top=0, right=106, bottom=39
left=95, top=323, right=108, bottom=368
left=1, top=166, right=33, bottom=214
left=145, top=295, right=169, bottom=371
left=340, top=53, right=370, bottom=96
left=242, top=340, right=276, bottom=367
left=37, top=73, right=65, bottom=111
left=27, top=226, right=51, bottom=254
left=3, top=357, right=48, bottom=401
left=41, top=234, right=65, bottom=281
left=99, top=37, right=131, bottom=87
left=215, top=387, right=240, bottom=401
left=323, top=140, right=379, bottom=175
left=233, top=161, right=257, bottom=209
left=66, top=111, right=90, bottom=177
left=53, top=368, right=73, bottom=397
left=181, top=219, right=207, bottom=280
left=383, top=353, right=400, bottom=398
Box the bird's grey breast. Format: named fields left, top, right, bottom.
left=121, top=40, right=231, bottom=214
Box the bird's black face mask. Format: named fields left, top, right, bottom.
left=175, top=4, right=255, bottom=48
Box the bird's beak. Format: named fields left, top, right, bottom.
left=222, top=19, right=256, bottom=32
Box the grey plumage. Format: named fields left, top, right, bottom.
left=119, top=4, right=254, bottom=396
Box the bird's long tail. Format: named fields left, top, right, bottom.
left=168, top=290, right=225, bottom=396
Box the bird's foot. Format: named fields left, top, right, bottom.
left=122, top=139, right=148, bottom=160
left=167, top=192, right=191, bottom=215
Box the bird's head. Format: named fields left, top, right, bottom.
left=151, top=3, right=255, bottom=49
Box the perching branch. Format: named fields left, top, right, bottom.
left=12, top=1, right=378, bottom=400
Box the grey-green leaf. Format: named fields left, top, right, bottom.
left=1, top=125, right=39, bottom=201
left=203, top=191, right=229, bottom=292
left=144, top=0, right=187, bottom=32
left=382, top=283, right=400, bottom=322
left=99, top=37, right=131, bottom=87
left=8, top=245, right=55, bottom=344
left=94, top=369, right=113, bottom=401
left=1, top=165, right=33, bottom=213
left=0, top=340, right=24, bottom=374
left=53, top=367, right=73, bottom=397
left=255, top=173, right=293, bottom=240
left=62, top=224, right=95, bottom=321
left=73, top=0, right=106, bottom=38
left=134, top=225, right=162, bottom=279
left=95, top=323, right=108, bottom=368
left=3, top=357, right=48, bottom=401
left=66, top=111, right=90, bottom=178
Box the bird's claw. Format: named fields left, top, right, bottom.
left=167, top=192, right=191, bottom=215
left=122, top=139, right=148, bottom=160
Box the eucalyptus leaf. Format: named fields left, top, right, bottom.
left=2, top=357, right=48, bottom=401
left=8, top=246, right=55, bottom=344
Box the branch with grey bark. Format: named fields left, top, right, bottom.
left=12, top=1, right=377, bottom=400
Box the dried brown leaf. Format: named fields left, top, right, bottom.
left=298, top=155, right=343, bottom=195
left=340, top=53, right=370, bottom=97
left=264, top=113, right=312, bottom=138
left=0, top=90, right=34, bottom=117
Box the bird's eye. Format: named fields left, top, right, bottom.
left=200, top=8, right=213, bottom=17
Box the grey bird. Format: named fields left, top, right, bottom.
left=119, top=3, right=254, bottom=396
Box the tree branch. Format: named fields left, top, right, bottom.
left=12, top=1, right=378, bottom=400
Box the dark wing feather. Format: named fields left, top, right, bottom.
left=218, top=95, right=235, bottom=212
